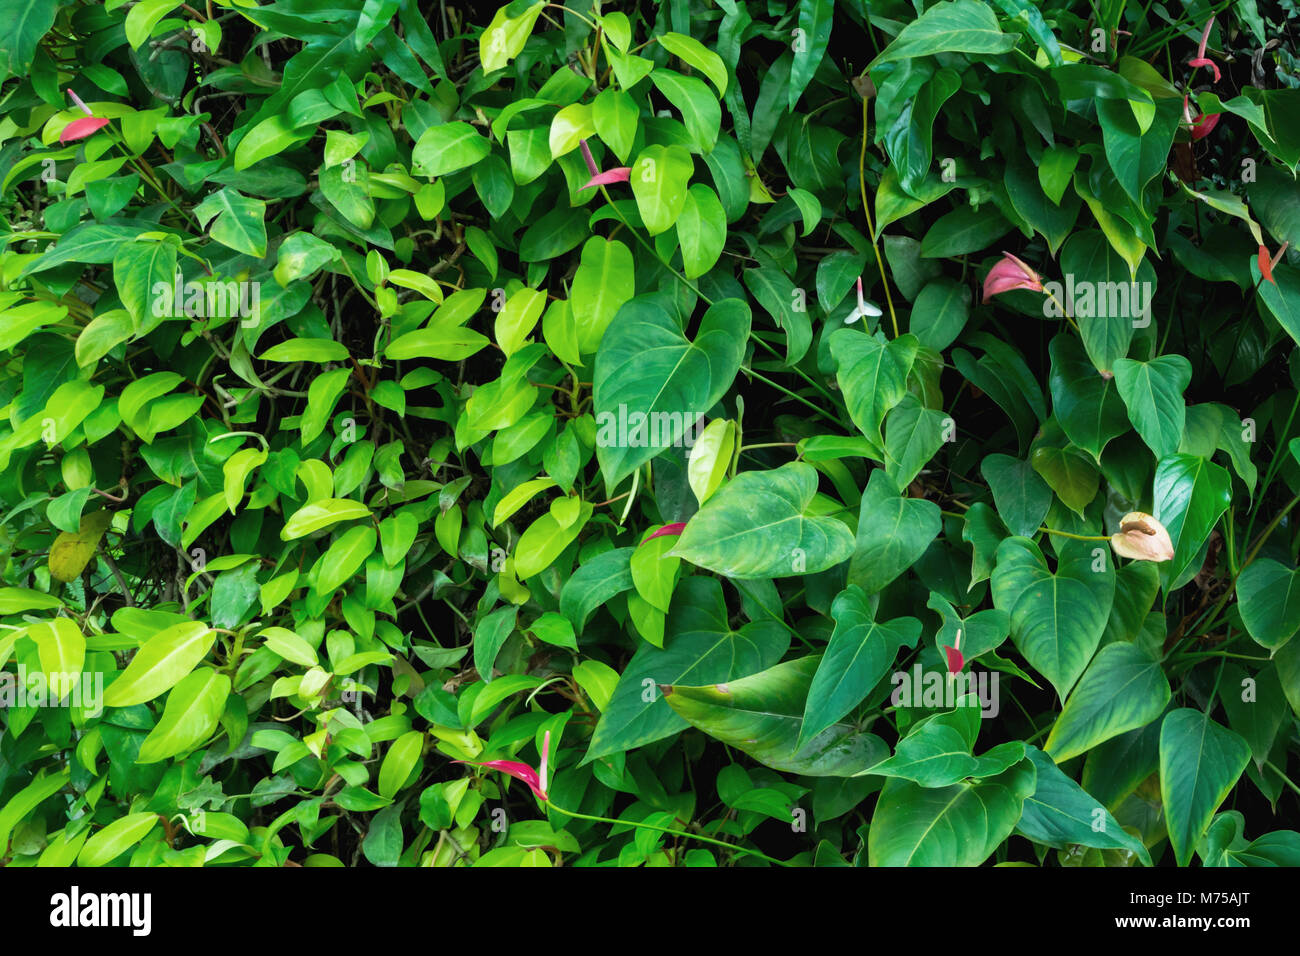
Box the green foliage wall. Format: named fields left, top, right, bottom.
left=1, top=0, right=1300, bottom=867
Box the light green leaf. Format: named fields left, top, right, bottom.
left=629, top=144, right=694, bottom=236
left=137, top=668, right=231, bottom=763
left=412, top=122, right=491, bottom=177
left=658, top=32, right=728, bottom=96
left=870, top=0, right=1017, bottom=67
left=315, top=525, right=377, bottom=594
left=194, top=188, right=268, bottom=258
left=673, top=462, right=855, bottom=579
left=102, top=621, right=216, bottom=708
left=77, top=812, right=159, bottom=867
left=260, top=338, right=350, bottom=363
left=676, top=184, right=727, bottom=279
left=281, top=498, right=372, bottom=540
left=479, top=1, right=546, bottom=72
left=125, top=0, right=181, bottom=49
left=378, top=731, right=424, bottom=797
left=571, top=238, right=635, bottom=353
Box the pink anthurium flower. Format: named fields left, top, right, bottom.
left=1258, top=242, right=1289, bottom=285
left=943, top=628, right=964, bottom=675
left=1110, top=512, right=1175, bottom=563
left=456, top=730, right=551, bottom=800
left=982, top=251, right=1044, bottom=302
left=1188, top=16, right=1221, bottom=83
left=844, top=276, right=882, bottom=324
left=580, top=139, right=630, bottom=191
left=60, top=88, right=110, bottom=143
left=643, top=522, right=686, bottom=543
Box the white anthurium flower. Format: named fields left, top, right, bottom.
left=845, top=276, right=882, bottom=324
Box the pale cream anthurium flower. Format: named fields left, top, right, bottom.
left=844, top=276, right=882, bottom=324
left=1110, top=512, right=1175, bottom=562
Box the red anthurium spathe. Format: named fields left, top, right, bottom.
left=982, top=251, right=1044, bottom=302
left=579, top=139, right=630, bottom=191
left=60, top=88, right=110, bottom=143
left=1183, top=95, right=1220, bottom=141
left=643, top=522, right=687, bottom=544
left=943, top=628, right=964, bottom=675
left=1188, top=16, right=1221, bottom=82
left=456, top=730, right=551, bottom=800
left=1258, top=242, right=1289, bottom=284
left=1190, top=111, right=1220, bottom=140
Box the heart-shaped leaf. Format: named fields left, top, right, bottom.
left=798, top=585, right=921, bottom=749
left=1153, top=453, right=1232, bottom=590
left=1160, top=708, right=1251, bottom=867
left=860, top=706, right=1025, bottom=787
left=1016, top=746, right=1152, bottom=865
left=593, top=293, right=749, bottom=491
left=982, top=453, right=1051, bottom=537
left=1113, top=354, right=1192, bottom=461
left=830, top=329, right=919, bottom=449
left=847, top=469, right=941, bottom=593
left=991, top=536, right=1115, bottom=699
left=1048, top=334, right=1129, bottom=461
left=673, top=462, right=855, bottom=579
left=1045, top=642, right=1171, bottom=762
left=583, top=577, right=788, bottom=763
left=1235, top=558, right=1300, bottom=648
left=867, top=758, right=1036, bottom=866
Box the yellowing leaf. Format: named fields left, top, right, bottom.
left=49, top=509, right=114, bottom=583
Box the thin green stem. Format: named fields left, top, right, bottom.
left=544, top=3, right=597, bottom=30
left=1196, top=493, right=1300, bottom=638
left=597, top=184, right=711, bottom=305
left=739, top=442, right=797, bottom=452
left=857, top=96, right=898, bottom=337
left=743, top=367, right=839, bottom=425
left=546, top=800, right=792, bottom=866
left=1038, top=528, right=1109, bottom=542
left=1264, top=761, right=1300, bottom=798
